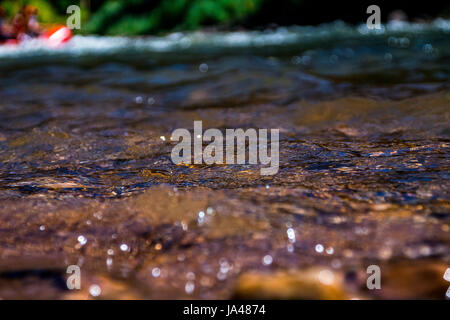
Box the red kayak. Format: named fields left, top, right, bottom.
left=1, top=25, right=72, bottom=47
left=41, top=25, right=73, bottom=46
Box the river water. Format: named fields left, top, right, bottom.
left=0, top=20, right=449, bottom=299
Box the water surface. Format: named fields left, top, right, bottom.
left=0, top=21, right=449, bottom=299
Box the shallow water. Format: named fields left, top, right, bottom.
left=0, top=21, right=449, bottom=299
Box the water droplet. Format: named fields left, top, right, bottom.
left=199, top=63, right=208, bottom=73
left=315, top=244, right=324, bottom=253
left=107, top=249, right=114, bottom=256
left=89, top=284, right=102, bottom=297
left=185, top=281, right=195, bottom=294
left=217, top=271, right=227, bottom=281
left=262, top=255, right=273, bottom=266
left=444, top=268, right=450, bottom=282
left=287, top=228, right=296, bottom=243
left=135, top=96, right=143, bottom=104
left=220, top=260, right=231, bottom=274
left=39, top=225, right=45, bottom=231
left=326, top=247, right=334, bottom=255
left=152, top=267, right=161, bottom=278
left=160, top=136, right=166, bottom=141
left=147, top=97, right=155, bottom=105
left=120, top=243, right=129, bottom=252
left=77, top=235, right=87, bottom=246
left=198, top=211, right=205, bottom=225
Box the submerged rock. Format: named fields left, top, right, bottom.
left=232, top=268, right=351, bottom=300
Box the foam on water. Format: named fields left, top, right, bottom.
left=0, top=19, right=449, bottom=66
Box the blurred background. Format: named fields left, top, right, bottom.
left=0, top=0, right=449, bottom=35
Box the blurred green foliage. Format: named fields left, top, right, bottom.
left=0, top=0, right=266, bottom=34
left=86, top=0, right=265, bottom=35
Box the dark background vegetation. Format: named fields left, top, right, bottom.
left=1, top=0, right=449, bottom=35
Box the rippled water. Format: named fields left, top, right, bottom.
left=0, top=21, right=449, bottom=299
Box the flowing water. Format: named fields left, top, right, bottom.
left=0, top=20, right=449, bottom=299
